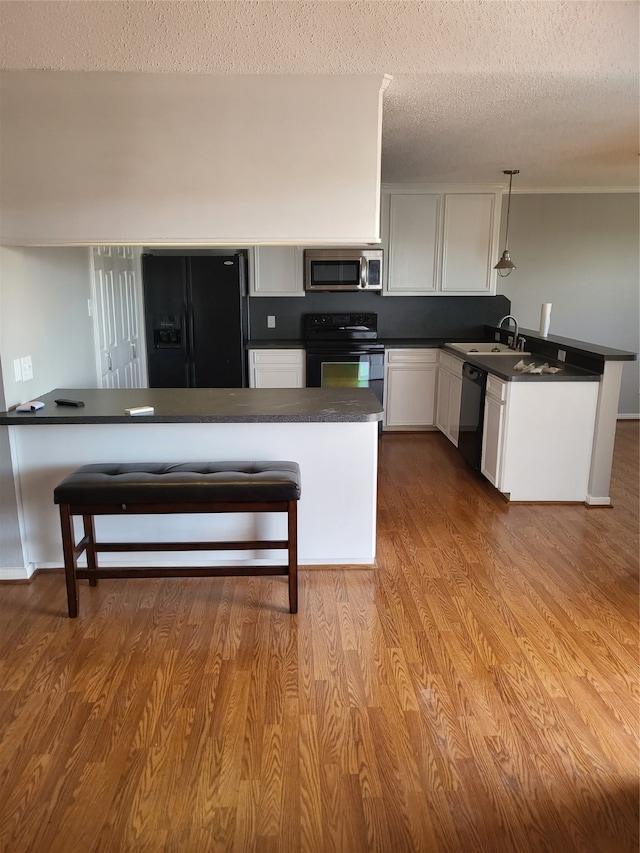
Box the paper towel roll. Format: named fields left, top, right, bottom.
left=539, top=303, right=552, bottom=337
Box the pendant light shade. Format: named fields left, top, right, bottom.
left=495, top=169, right=519, bottom=277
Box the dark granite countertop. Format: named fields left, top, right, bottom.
left=504, top=327, right=637, bottom=361
left=249, top=334, right=636, bottom=362
left=379, top=338, right=445, bottom=348
left=441, top=349, right=600, bottom=382
left=0, top=387, right=384, bottom=425
left=247, top=340, right=305, bottom=349
left=247, top=334, right=631, bottom=382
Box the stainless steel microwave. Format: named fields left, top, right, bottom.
left=304, top=249, right=383, bottom=292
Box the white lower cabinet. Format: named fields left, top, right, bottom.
left=384, top=348, right=438, bottom=429
left=248, top=349, right=305, bottom=388
left=436, top=351, right=463, bottom=445
left=480, top=375, right=507, bottom=486
left=481, top=375, right=600, bottom=502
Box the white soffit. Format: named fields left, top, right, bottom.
left=0, top=0, right=638, bottom=189
left=0, top=72, right=389, bottom=245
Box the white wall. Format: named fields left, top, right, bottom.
left=0, top=246, right=97, bottom=407
left=498, top=193, right=639, bottom=416
left=0, top=370, right=25, bottom=572
left=0, top=71, right=389, bottom=246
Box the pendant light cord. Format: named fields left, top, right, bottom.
left=504, top=171, right=513, bottom=251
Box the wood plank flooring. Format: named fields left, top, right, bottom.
left=0, top=422, right=637, bottom=852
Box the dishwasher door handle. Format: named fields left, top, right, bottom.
left=462, top=362, right=485, bottom=383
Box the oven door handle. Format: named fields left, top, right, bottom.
left=307, top=349, right=382, bottom=357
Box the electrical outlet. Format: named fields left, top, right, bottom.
left=21, top=355, right=33, bottom=381
left=507, top=335, right=514, bottom=347
left=557, top=349, right=566, bottom=362
left=13, top=358, right=22, bottom=382
left=494, top=331, right=500, bottom=341
left=267, top=315, right=276, bottom=329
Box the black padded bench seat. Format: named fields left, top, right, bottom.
left=54, top=461, right=301, bottom=617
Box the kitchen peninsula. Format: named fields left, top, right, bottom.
left=1, top=387, right=383, bottom=580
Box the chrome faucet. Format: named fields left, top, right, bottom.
left=498, top=314, right=519, bottom=349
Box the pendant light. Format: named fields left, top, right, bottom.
left=494, top=169, right=519, bottom=277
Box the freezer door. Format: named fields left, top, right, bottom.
left=188, top=255, right=246, bottom=388
left=142, top=254, right=190, bottom=388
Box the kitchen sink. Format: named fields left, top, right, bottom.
left=446, top=342, right=530, bottom=355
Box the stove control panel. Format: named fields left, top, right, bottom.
left=303, top=313, right=378, bottom=334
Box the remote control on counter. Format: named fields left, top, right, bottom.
left=54, top=399, right=85, bottom=407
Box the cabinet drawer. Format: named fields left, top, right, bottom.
left=386, top=348, right=438, bottom=365
left=439, top=351, right=453, bottom=372
left=249, top=349, right=304, bottom=365
left=486, top=374, right=507, bottom=401
left=439, top=351, right=464, bottom=375
left=450, top=355, right=464, bottom=377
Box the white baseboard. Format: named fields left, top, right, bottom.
left=0, top=564, right=37, bottom=581
left=617, top=414, right=639, bottom=420
left=585, top=495, right=612, bottom=507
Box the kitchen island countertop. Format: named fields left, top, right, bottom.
left=0, top=387, right=384, bottom=426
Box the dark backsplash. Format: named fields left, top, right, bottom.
left=248, top=293, right=511, bottom=341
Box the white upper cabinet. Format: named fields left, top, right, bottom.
left=441, top=193, right=497, bottom=292
left=382, top=186, right=501, bottom=296
left=386, top=194, right=441, bottom=293
left=250, top=247, right=305, bottom=297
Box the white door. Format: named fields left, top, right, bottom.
left=91, top=246, right=147, bottom=388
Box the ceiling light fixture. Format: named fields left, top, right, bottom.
left=494, top=169, right=519, bottom=277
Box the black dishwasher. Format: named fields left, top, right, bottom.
left=458, top=362, right=488, bottom=470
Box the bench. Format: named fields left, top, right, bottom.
left=53, top=461, right=301, bottom=617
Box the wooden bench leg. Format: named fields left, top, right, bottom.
left=59, top=503, right=79, bottom=618
left=288, top=500, right=298, bottom=614
left=83, top=514, right=98, bottom=586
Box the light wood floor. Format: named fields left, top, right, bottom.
left=0, top=423, right=638, bottom=852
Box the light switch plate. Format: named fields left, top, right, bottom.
left=267, top=315, right=276, bottom=329
left=557, top=349, right=566, bottom=362
left=13, top=358, right=22, bottom=382
left=21, top=355, right=33, bottom=381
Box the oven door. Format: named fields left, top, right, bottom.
left=306, top=346, right=384, bottom=408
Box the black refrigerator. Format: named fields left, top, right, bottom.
left=142, top=253, right=248, bottom=388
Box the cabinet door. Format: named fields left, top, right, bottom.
left=441, top=194, right=496, bottom=293
left=249, top=350, right=305, bottom=388
left=386, top=194, right=440, bottom=294
left=448, top=373, right=462, bottom=446
left=250, top=247, right=304, bottom=297
left=481, top=395, right=505, bottom=486
left=436, top=366, right=451, bottom=435
left=385, top=365, right=437, bottom=426
left=385, top=350, right=438, bottom=428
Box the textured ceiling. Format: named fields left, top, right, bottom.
left=1, top=1, right=638, bottom=189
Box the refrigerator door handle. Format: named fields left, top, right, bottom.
left=185, top=295, right=197, bottom=387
